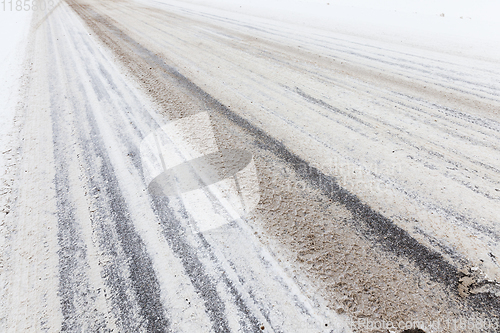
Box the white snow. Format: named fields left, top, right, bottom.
left=0, top=11, right=32, bottom=215
left=0, top=10, right=32, bottom=148
left=141, top=0, right=500, bottom=60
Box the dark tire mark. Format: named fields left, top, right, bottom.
left=46, top=16, right=109, bottom=332
left=151, top=196, right=262, bottom=333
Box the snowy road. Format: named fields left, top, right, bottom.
left=1, top=0, right=500, bottom=331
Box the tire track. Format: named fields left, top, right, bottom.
left=44, top=6, right=170, bottom=330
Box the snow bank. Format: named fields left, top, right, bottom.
left=0, top=11, right=32, bottom=215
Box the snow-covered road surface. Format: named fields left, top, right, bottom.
left=1, top=0, right=499, bottom=331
